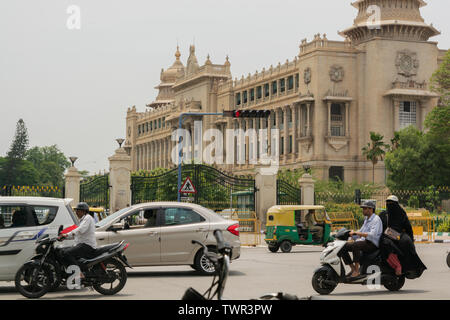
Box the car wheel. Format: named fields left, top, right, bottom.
left=280, top=240, right=292, bottom=253
left=194, top=247, right=216, bottom=275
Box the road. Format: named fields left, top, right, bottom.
left=0, top=243, right=449, bottom=300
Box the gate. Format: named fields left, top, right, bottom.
left=0, top=185, right=64, bottom=198
left=131, top=164, right=256, bottom=212
left=79, top=174, right=110, bottom=211
left=276, top=179, right=301, bottom=205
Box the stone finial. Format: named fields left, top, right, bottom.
left=205, top=54, right=212, bottom=65
left=224, top=55, right=230, bottom=66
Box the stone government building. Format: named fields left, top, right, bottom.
left=124, top=0, right=447, bottom=184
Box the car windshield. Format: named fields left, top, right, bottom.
left=95, top=207, right=131, bottom=228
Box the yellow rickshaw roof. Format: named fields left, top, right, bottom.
left=267, top=205, right=325, bottom=214
left=72, top=207, right=105, bottom=212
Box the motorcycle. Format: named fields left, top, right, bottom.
left=15, top=226, right=131, bottom=299
left=182, top=230, right=232, bottom=300
left=181, top=229, right=304, bottom=301
left=311, top=228, right=406, bottom=295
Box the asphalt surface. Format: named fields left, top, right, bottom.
left=0, top=243, right=449, bottom=300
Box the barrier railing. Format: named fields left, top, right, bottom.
left=327, top=211, right=359, bottom=232
left=407, top=211, right=436, bottom=243
left=219, top=210, right=261, bottom=246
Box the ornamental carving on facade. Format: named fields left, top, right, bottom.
left=304, top=67, right=312, bottom=84
left=329, top=65, right=344, bottom=82
left=395, top=50, right=419, bottom=78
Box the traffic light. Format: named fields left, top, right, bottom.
left=223, top=110, right=271, bottom=118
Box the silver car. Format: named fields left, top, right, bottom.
left=94, top=202, right=240, bottom=274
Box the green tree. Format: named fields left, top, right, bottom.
left=430, top=50, right=450, bottom=107
left=361, top=132, right=390, bottom=184
left=385, top=125, right=450, bottom=190
left=1, top=119, right=30, bottom=185
left=26, top=145, right=71, bottom=187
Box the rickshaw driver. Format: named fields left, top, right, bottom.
left=305, top=210, right=323, bottom=242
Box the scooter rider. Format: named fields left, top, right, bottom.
left=339, top=201, right=383, bottom=278
left=58, top=202, right=97, bottom=276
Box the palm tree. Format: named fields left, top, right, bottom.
left=362, top=132, right=390, bottom=184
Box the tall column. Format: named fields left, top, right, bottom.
left=299, top=173, right=315, bottom=205
left=393, top=99, right=401, bottom=132
left=267, top=112, right=272, bottom=156
left=283, top=106, right=289, bottom=156
left=345, top=102, right=350, bottom=137
left=306, top=103, right=312, bottom=136
left=245, top=119, right=250, bottom=164
left=65, top=165, right=81, bottom=206
left=255, top=168, right=277, bottom=227
left=109, top=146, right=132, bottom=212
left=327, top=101, right=332, bottom=136
left=292, top=104, right=298, bottom=154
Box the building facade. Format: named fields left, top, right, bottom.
left=125, top=0, right=446, bottom=184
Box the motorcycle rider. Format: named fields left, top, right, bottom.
left=58, top=202, right=97, bottom=277
left=339, top=200, right=383, bottom=278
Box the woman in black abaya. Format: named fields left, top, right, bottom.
left=378, top=195, right=427, bottom=279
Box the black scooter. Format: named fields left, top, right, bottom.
left=15, top=226, right=131, bottom=298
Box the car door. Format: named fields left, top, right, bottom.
left=160, top=206, right=210, bottom=263
left=106, top=207, right=161, bottom=266
left=0, top=204, right=44, bottom=279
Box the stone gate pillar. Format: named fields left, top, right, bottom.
left=65, top=166, right=81, bottom=206
left=299, top=173, right=315, bottom=205
left=255, top=168, right=277, bottom=229
left=109, top=146, right=132, bottom=213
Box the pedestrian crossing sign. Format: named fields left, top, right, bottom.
left=179, top=177, right=197, bottom=194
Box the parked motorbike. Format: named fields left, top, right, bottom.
left=311, top=228, right=406, bottom=295
left=182, top=230, right=232, bottom=300
left=15, top=226, right=131, bottom=299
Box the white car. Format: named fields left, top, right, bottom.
left=95, top=202, right=241, bottom=274
left=0, top=197, right=78, bottom=281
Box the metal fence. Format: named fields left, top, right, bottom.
left=80, top=174, right=110, bottom=211
left=276, top=179, right=301, bottom=205
left=0, top=185, right=64, bottom=198
left=315, top=186, right=449, bottom=213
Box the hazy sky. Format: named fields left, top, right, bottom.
left=0, top=0, right=448, bottom=175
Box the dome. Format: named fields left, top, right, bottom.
left=160, top=46, right=185, bottom=83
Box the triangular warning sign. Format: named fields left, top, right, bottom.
left=179, top=177, right=197, bottom=194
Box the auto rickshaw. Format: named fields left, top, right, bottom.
left=264, top=205, right=333, bottom=253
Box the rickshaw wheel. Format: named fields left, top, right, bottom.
left=447, top=252, right=450, bottom=268
left=280, top=240, right=292, bottom=253
left=268, top=244, right=279, bottom=253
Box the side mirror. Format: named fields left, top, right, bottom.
left=108, top=222, right=124, bottom=232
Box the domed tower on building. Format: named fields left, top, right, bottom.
left=337, top=0, right=443, bottom=183
left=148, top=46, right=185, bottom=109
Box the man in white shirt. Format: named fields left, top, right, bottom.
left=58, top=202, right=97, bottom=273
left=339, top=201, right=383, bottom=278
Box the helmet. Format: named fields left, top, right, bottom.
left=360, top=200, right=376, bottom=210
left=75, top=202, right=90, bottom=212
left=386, top=195, right=399, bottom=203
